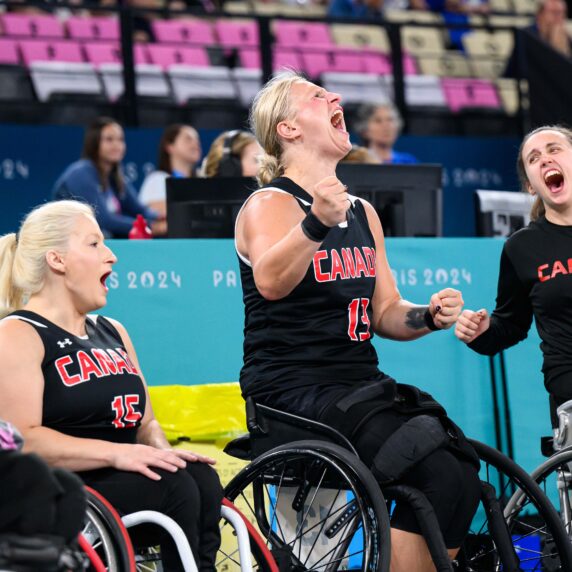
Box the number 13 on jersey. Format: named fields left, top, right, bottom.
left=348, top=298, right=371, bottom=341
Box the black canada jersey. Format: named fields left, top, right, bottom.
left=468, top=216, right=572, bottom=399
left=3, top=310, right=146, bottom=443
left=237, top=177, right=380, bottom=404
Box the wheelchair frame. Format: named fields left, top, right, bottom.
left=222, top=399, right=572, bottom=571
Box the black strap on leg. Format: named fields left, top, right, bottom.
left=479, top=482, right=522, bottom=572
left=384, top=485, right=454, bottom=572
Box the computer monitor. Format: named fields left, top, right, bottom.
left=166, top=177, right=257, bottom=238
left=336, top=163, right=443, bottom=237
left=166, top=164, right=443, bottom=238
left=474, top=189, right=534, bottom=237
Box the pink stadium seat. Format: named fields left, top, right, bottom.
left=19, top=40, right=83, bottom=66
left=238, top=48, right=260, bottom=69
left=83, top=42, right=148, bottom=67
left=442, top=78, right=501, bottom=112
left=147, top=44, right=209, bottom=69
left=152, top=19, right=215, bottom=45
left=1, top=13, right=64, bottom=38
left=67, top=16, right=119, bottom=41
left=362, top=52, right=392, bottom=75
left=215, top=19, right=258, bottom=48
left=273, top=20, right=332, bottom=49
left=330, top=48, right=364, bottom=73
left=299, top=51, right=330, bottom=78
left=0, top=39, right=20, bottom=65
left=273, top=48, right=302, bottom=72
left=361, top=52, right=417, bottom=75
left=239, top=47, right=303, bottom=72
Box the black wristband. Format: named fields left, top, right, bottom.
left=424, top=309, right=440, bottom=331
left=301, top=211, right=331, bottom=242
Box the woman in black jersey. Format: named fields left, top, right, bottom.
left=456, top=125, right=572, bottom=407
left=0, top=200, right=222, bottom=571
left=235, top=70, right=481, bottom=572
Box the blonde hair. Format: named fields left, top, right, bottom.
left=0, top=200, right=95, bottom=318
left=249, top=70, right=307, bottom=186
left=203, top=130, right=258, bottom=178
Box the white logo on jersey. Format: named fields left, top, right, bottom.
left=57, top=338, right=73, bottom=348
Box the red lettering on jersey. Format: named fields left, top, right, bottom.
left=551, top=260, right=568, bottom=279
left=341, top=248, right=356, bottom=278
left=313, top=250, right=330, bottom=282
left=116, top=348, right=138, bottom=374
left=330, top=249, right=346, bottom=281
left=363, top=247, right=376, bottom=277
left=91, top=348, right=118, bottom=375
left=538, top=259, right=572, bottom=282
left=77, top=350, right=103, bottom=381
left=538, top=264, right=550, bottom=282
left=55, top=355, right=82, bottom=387
left=354, top=247, right=369, bottom=277
left=108, top=349, right=130, bottom=374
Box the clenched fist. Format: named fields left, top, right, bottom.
left=455, top=309, right=490, bottom=343
left=311, top=176, right=350, bottom=227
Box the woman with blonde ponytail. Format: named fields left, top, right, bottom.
left=235, top=70, right=480, bottom=571
left=0, top=200, right=222, bottom=570
left=456, top=125, right=572, bottom=407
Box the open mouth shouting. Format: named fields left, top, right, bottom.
left=100, top=271, right=112, bottom=292
left=331, top=109, right=347, bottom=133
left=544, top=168, right=564, bottom=194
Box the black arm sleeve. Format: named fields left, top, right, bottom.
left=467, top=246, right=533, bottom=356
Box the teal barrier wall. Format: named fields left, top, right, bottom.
left=104, top=238, right=547, bottom=473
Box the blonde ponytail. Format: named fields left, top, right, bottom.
left=0, top=233, right=23, bottom=318
left=257, top=154, right=284, bottom=186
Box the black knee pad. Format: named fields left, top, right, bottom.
left=370, top=414, right=449, bottom=484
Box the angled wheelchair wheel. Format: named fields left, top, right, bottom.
left=224, top=440, right=391, bottom=572
left=458, top=440, right=572, bottom=571
left=83, top=487, right=137, bottom=572
left=218, top=497, right=279, bottom=572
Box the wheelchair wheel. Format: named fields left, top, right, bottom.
left=458, top=439, right=572, bottom=571
left=224, top=440, right=391, bottom=572
left=218, top=498, right=279, bottom=572
left=83, top=487, right=137, bottom=572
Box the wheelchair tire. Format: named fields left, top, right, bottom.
left=83, top=487, right=137, bottom=572
left=224, top=440, right=391, bottom=572
left=458, top=439, right=572, bottom=571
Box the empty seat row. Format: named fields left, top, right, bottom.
left=24, top=54, right=513, bottom=116
left=0, top=36, right=512, bottom=81
left=321, top=72, right=514, bottom=114
left=26, top=62, right=261, bottom=105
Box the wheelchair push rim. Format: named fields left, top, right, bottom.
left=224, top=440, right=391, bottom=572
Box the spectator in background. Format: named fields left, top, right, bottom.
left=53, top=117, right=166, bottom=238
left=355, top=102, right=419, bottom=165
left=505, top=0, right=571, bottom=77
left=327, top=0, right=426, bottom=19
left=139, top=124, right=202, bottom=218
left=341, top=144, right=380, bottom=164
left=202, top=130, right=262, bottom=178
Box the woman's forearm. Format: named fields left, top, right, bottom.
left=21, top=426, right=120, bottom=471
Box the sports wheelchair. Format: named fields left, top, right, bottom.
left=82, top=484, right=273, bottom=572
left=505, top=398, right=572, bottom=566
left=222, top=398, right=572, bottom=571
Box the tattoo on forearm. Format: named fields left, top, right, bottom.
left=405, top=306, right=429, bottom=330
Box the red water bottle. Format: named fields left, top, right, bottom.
left=128, top=215, right=153, bottom=239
